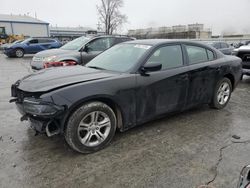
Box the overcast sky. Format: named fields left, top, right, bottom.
left=1, top=0, right=250, bottom=35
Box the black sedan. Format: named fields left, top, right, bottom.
left=11, top=40, right=242, bottom=153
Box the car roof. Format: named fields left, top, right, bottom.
left=125, top=39, right=211, bottom=47
left=92, top=35, right=133, bottom=39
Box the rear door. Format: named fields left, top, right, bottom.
left=81, top=37, right=115, bottom=64
left=184, top=44, right=218, bottom=109
left=38, top=39, right=55, bottom=50
left=136, top=44, right=189, bottom=123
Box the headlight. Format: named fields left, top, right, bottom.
left=23, top=98, right=64, bottom=116
left=42, top=56, right=57, bottom=63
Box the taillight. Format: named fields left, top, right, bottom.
left=44, top=61, right=77, bottom=69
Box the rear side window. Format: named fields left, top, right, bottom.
left=186, top=45, right=208, bottom=64
left=213, top=42, right=221, bottom=49
left=146, top=45, right=183, bottom=70
left=121, top=38, right=132, bottom=42
left=221, top=42, right=229, bottom=48
left=38, top=39, right=55, bottom=43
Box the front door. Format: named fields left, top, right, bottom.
left=25, top=39, right=39, bottom=53
left=136, top=44, right=189, bottom=124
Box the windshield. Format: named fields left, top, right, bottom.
left=60, top=36, right=90, bottom=50
left=13, top=40, right=23, bottom=44
left=86, top=43, right=151, bottom=72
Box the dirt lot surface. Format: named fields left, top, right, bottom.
left=0, top=53, right=250, bottom=188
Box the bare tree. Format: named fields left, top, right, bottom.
left=97, top=0, right=127, bottom=35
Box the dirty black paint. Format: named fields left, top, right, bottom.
left=11, top=40, right=242, bottom=134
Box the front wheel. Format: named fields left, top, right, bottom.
left=15, top=48, right=24, bottom=58
left=65, top=102, right=117, bottom=153
left=210, top=77, right=232, bottom=109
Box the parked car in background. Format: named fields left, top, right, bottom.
left=232, top=44, right=250, bottom=77
left=11, top=40, right=242, bottom=153
left=0, top=39, right=23, bottom=50
left=235, top=40, right=250, bottom=48
left=30, top=35, right=135, bottom=70
left=3, top=38, right=62, bottom=58
left=206, top=41, right=234, bottom=55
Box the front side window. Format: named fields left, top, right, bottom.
left=186, top=45, right=209, bottom=64
left=146, top=45, right=183, bottom=70
left=29, top=39, right=38, bottom=44
left=86, top=38, right=114, bottom=52
left=207, top=49, right=215, bottom=61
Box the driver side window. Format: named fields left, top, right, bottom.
left=146, top=45, right=183, bottom=70
left=87, top=38, right=114, bottom=52
left=29, top=39, right=38, bottom=44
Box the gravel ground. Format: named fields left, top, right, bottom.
left=0, top=53, right=250, bottom=188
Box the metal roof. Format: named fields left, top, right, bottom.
left=50, top=26, right=94, bottom=32
left=0, top=14, right=49, bottom=25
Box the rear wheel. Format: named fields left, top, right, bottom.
left=210, top=77, right=232, bottom=109
left=15, top=48, right=24, bottom=58
left=65, top=102, right=117, bottom=153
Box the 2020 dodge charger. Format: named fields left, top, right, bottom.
left=11, top=40, right=242, bottom=153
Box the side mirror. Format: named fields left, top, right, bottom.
left=141, top=63, right=162, bottom=75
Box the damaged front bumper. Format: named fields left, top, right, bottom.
left=11, top=96, right=65, bottom=136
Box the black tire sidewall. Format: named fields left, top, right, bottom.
left=65, top=102, right=117, bottom=153
left=211, top=78, right=232, bottom=109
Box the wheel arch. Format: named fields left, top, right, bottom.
left=15, top=47, right=25, bottom=53
left=61, top=96, right=124, bottom=133
left=224, top=73, right=235, bottom=90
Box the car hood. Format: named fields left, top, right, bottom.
left=34, top=48, right=75, bottom=57
left=234, top=45, right=250, bottom=52
left=18, top=66, right=119, bottom=92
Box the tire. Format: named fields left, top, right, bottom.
left=65, top=101, right=117, bottom=154
left=209, top=77, right=232, bottom=109
left=15, top=48, right=24, bottom=58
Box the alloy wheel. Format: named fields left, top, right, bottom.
left=77, top=111, right=111, bottom=147
left=16, top=49, right=24, bottom=57
left=217, top=82, right=230, bottom=105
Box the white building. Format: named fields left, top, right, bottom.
left=0, top=14, right=49, bottom=37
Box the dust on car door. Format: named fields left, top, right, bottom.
left=136, top=44, right=189, bottom=124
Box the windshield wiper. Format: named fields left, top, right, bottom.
left=87, top=66, right=106, bottom=70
